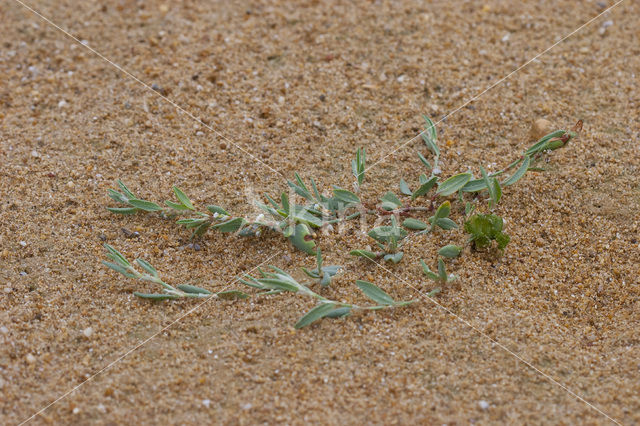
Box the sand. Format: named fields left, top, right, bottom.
left=1, top=0, right=639, bottom=424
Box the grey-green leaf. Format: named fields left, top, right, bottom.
left=350, top=249, right=377, bottom=260
left=399, top=179, right=412, bottom=196
left=438, top=245, right=462, bottom=258
left=106, top=207, right=139, bottom=215
left=212, top=217, right=246, bottom=233
left=177, top=284, right=212, bottom=295
left=128, top=199, right=163, bottom=212
left=503, top=155, right=531, bottom=186
left=133, top=292, right=179, bottom=300
left=172, top=186, right=195, bottom=210
left=295, top=302, right=338, bottom=328
left=402, top=218, right=429, bottom=230
left=411, top=176, right=438, bottom=200
left=436, top=173, right=472, bottom=196
left=135, top=258, right=158, bottom=277
left=356, top=280, right=395, bottom=305
left=437, top=258, right=447, bottom=281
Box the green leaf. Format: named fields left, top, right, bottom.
left=257, top=278, right=300, bottom=293
left=435, top=218, right=458, bottom=230
left=128, top=199, right=163, bottom=212
left=437, top=258, right=447, bottom=282
left=503, top=155, right=531, bottom=186
left=332, top=187, right=360, bottom=205
left=280, top=192, right=290, bottom=214
left=356, top=280, right=395, bottom=305
left=290, top=205, right=323, bottom=227
left=383, top=252, right=404, bottom=264
left=399, top=179, right=412, bottom=196
left=295, top=302, right=338, bottom=328
left=411, top=176, right=438, bottom=200
left=216, top=290, right=250, bottom=300
left=524, top=130, right=566, bottom=156
left=434, top=201, right=451, bottom=219
left=165, top=200, right=191, bottom=211
left=172, top=186, right=195, bottom=210
left=325, top=306, right=352, bottom=318
left=349, top=249, right=377, bottom=260
left=133, top=292, right=179, bottom=300
left=135, top=258, right=158, bottom=277
left=176, top=218, right=208, bottom=229
left=420, top=260, right=439, bottom=281
left=177, top=284, right=212, bottom=295
left=438, top=245, right=462, bottom=258
left=117, top=180, right=137, bottom=200
left=495, top=232, right=511, bottom=250
left=423, top=115, right=438, bottom=145
left=368, top=225, right=408, bottom=244
left=212, top=217, right=246, bottom=232
left=289, top=223, right=316, bottom=255
left=461, top=178, right=487, bottom=193
left=417, top=152, right=432, bottom=169
left=106, top=207, right=139, bottom=215
left=402, top=218, right=429, bottom=230
left=104, top=244, right=130, bottom=266
left=380, top=191, right=402, bottom=210
left=102, top=261, right=136, bottom=278
left=436, top=173, right=472, bottom=196
left=107, top=189, right=129, bottom=204
left=206, top=205, right=230, bottom=216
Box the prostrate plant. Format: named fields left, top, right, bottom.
left=240, top=266, right=414, bottom=328
left=102, top=116, right=582, bottom=329
left=102, top=244, right=248, bottom=300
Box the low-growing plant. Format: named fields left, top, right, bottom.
left=102, top=117, right=582, bottom=328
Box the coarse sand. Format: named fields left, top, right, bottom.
left=1, top=0, right=639, bottom=424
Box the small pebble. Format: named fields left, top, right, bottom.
left=202, top=399, right=211, bottom=408
left=97, top=403, right=106, bottom=413
left=58, top=100, right=67, bottom=108
left=0, top=326, right=8, bottom=334
left=19, top=241, right=27, bottom=247
left=72, top=407, right=80, bottom=414
left=83, top=327, right=93, bottom=338
left=479, top=400, right=490, bottom=410
left=26, top=353, right=36, bottom=364
left=31, top=150, right=39, bottom=158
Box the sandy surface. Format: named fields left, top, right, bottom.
left=1, top=0, right=639, bottom=424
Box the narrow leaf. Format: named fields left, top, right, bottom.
left=356, top=280, right=395, bottom=305
left=128, top=199, right=163, bottom=212
left=106, top=207, right=139, bottom=215
left=212, top=217, right=246, bottom=232
left=399, top=179, right=412, bottom=196
left=176, top=284, right=212, bottom=295
left=350, top=249, right=377, bottom=260
left=411, top=176, right=438, bottom=200
left=437, top=258, right=447, bottom=281
left=438, top=245, right=462, bottom=258
left=402, top=218, right=429, bottom=230
left=135, top=258, right=158, bottom=277
left=503, top=155, right=531, bottom=186
left=436, top=173, right=472, bottom=196
left=133, top=292, right=179, bottom=300
left=295, top=303, right=338, bottom=328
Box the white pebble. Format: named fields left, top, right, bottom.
left=0, top=326, right=8, bottom=334
left=31, top=150, right=39, bottom=158
left=501, top=33, right=510, bottom=42
left=58, top=100, right=67, bottom=108
left=479, top=400, right=490, bottom=410
left=19, top=241, right=27, bottom=247
left=72, top=407, right=80, bottom=414
left=83, top=327, right=93, bottom=338
left=202, top=399, right=211, bottom=408
left=97, top=403, right=106, bottom=413
left=26, top=353, right=36, bottom=364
